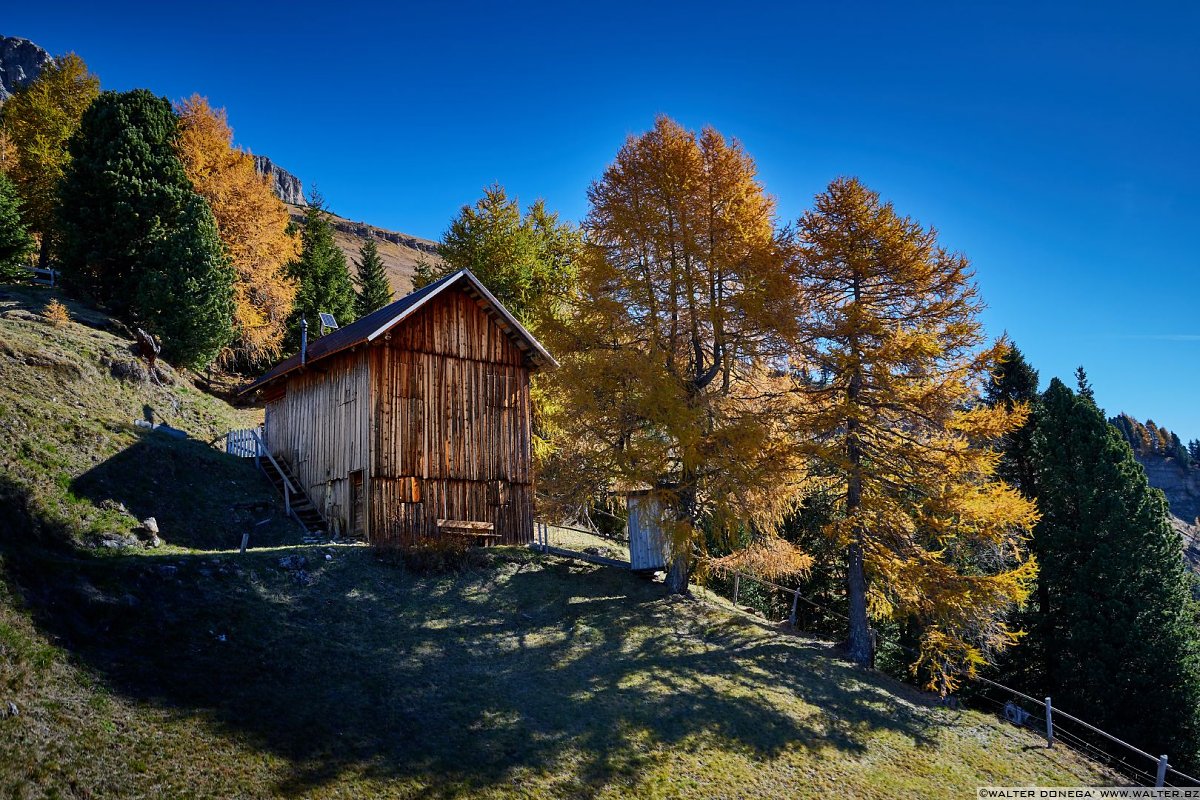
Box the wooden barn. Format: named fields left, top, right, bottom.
left=239, top=269, right=557, bottom=546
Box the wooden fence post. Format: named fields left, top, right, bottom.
left=284, top=485, right=291, bottom=518
left=733, top=574, right=741, bottom=608
left=1157, top=755, right=1169, bottom=788
left=1045, top=697, right=1054, bottom=748
left=240, top=533, right=249, bottom=554
left=790, top=590, right=799, bottom=627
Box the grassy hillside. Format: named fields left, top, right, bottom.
left=0, top=546, right=1118, bottom=799
left=0, top=287, right=1116, bottom=798
left=0, top=286, right=293, bottom=552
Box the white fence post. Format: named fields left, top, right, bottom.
left=790, top=590, right=799, bottom=627
left=733, top=574, right=741, bottom=607
left=1157, top=755, right=1169, bottom=788
left=1045, top=697, right=1054, bottom=748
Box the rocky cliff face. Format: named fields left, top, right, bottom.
left=252, top=155, right=306, bottom=206
left=1136, top=454, right=1200, bottom=570
left=0, top=36, right=52, bottom=102
left=1138, top=455, right=1200, bottom=526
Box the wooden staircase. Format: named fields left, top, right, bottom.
left=260, top=456, right=328, bottom=537
left=228, top=428, right=329, bottom=539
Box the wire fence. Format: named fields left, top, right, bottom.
left=690, top=562, right=1200, bottom=789
left=533, top=520, right=631, bottom=565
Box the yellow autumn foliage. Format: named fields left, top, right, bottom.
left=789, top=177, right=1038, bottom=693
left=0, top=129, right=15, bottom=174
left=541, top=116, right=808, bottom=593
left=174, top=95, right=299, bottom=368
left=0, top=54, right=99, bottom=261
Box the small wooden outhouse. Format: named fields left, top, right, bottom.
left=240, top=269, right=557, bottom=546
left=626, top=490, right=672, bottom=572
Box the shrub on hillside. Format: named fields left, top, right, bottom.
left=42, top=299, right=70, bottom=328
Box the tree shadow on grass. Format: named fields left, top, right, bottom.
left=2, top=474, right=940, bottom=798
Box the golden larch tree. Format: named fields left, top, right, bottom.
left=789, top=177, right=1037, bottom=691
left=544, top=116, right=808, bottom=594
left=0, top=128, right=16, bottom=173
left=175, top=95, right=298, bottom=368
left=0, top=53, right=100, bottom=267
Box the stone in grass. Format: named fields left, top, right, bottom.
left=98, top=533, right=140, bottom=549
left=278, top=554, right=308, bottom=571
left=134, top=517, right=162, bottom=548
left=3, top=701, right=16, bottom=718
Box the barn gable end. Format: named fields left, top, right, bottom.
left=244, top=270, right=547, bottom=546
left=369, top=289, right=533, bottom=546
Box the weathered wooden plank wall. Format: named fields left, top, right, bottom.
left=369, top=290, right=534, bottom=546
left=264, top=350, right=370, bottom=535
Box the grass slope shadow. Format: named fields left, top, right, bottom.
left=70, top=428, right=297, bottom=551
left=2, top=469, right=942, bottom=797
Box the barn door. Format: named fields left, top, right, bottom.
left=349, top=470, right=365, bottom=535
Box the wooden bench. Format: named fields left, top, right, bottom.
left=436, top=518, right=501, bottom=546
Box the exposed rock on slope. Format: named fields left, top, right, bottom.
left=0, top=35, right=52, bottom=101
left=1137, top=454, right=1200, bottom=569
left=1138, top=455, right=1200, bottom=525
left=252, top=155, right=306, bottom=206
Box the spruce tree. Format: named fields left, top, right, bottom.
left=1170, top=432, right=1191, bottom=467
left=1074, top=365, right=1094, bottom=402
left=984, top=343, right=1040, bottom=495
left=1110, top=414, right=1139, bottom=451
left=135, top=196, right=235, bottom=368
left=57, top=90, right=234, bottom=368
left=0, top=172, right=35, bottom=282
left=1027, top=378, right=1200, bottom=767
left=286, top=193, right=356, bottom=341
left=353, top=238, right=393, bottom=316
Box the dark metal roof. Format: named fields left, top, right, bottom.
left=238, top=269, right=557, bottom=397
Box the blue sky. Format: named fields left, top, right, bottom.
left=8, top=1, right=1199, bottom=438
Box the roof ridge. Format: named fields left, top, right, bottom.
left=238, top=268, right=556, bottom=397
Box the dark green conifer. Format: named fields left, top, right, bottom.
left=286, top=191, right=356, bottom=341
left=984, top=342, right=1040, bottom=495
left=57, top=90, right=233, bottom=368
left=0, top=172, right=36, bottom=282
left=353, top=238, right=393, bottom=316
left=1027, top=379, right=1200, bottom=768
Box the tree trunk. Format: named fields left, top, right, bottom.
left=665, top=551, right=689, bottom=594
left=846, top=538, right=873, bottom=666
left=38, top=236, right=50, bottom=271
left=844, top=271, right=873, bottom=667
left=667, top=473, right=698, bottom=596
